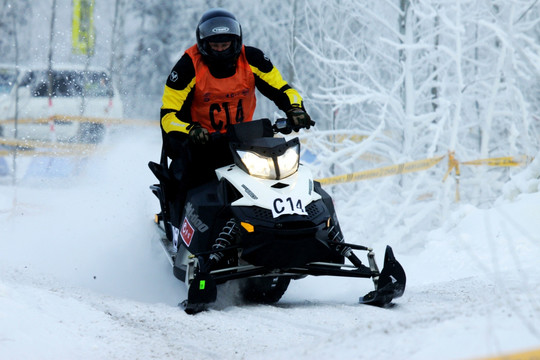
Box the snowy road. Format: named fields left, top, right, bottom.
left=1, top=128, right=540, bottom=360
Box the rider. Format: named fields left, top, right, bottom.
left=159, top=8, right=312, bottom=242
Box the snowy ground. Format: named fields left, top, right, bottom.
left=1, top=127, right=540, bottom=360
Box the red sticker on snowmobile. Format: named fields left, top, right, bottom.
left=180, top=217, right=195, bottom=246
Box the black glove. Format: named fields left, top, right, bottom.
left=286, top=108, right=313, bottom=130
left=188, top=124, right=210, bottom=145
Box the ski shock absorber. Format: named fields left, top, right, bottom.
left=209, top=219, right=239, bottom=263
left=328, top=225, right=365, bottom=268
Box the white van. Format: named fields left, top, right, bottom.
left=0, top=64, right=123, bottom=143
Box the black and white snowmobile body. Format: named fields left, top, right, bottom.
left=149, top=118, right=406, bottom=314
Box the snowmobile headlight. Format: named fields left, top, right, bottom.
left=235, top=141, right=300, bottom=180
left=276, top=144, right=300, bottom=179
left=237, top=150, right=275, bottom=179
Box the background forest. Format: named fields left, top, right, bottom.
left=1, top=0, right=539, bottom=245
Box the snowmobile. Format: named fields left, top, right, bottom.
left=148, top=118, right=406, bottom=314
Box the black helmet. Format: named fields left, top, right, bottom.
left=196, top=8, right=242, bottom=64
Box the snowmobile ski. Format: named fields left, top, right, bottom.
left=181, top=271, right=218, bottom=314
left=360, top=246, right=406, bottom=307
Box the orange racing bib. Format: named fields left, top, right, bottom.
left=186, top=45, right=256, bottom=133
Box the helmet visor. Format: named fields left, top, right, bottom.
left=198, top=16, right=241, bottom=40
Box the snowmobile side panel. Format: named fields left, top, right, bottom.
left=178, top=180, right=229, bottom=254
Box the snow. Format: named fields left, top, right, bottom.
left=1, top=129, right=540, bottom=360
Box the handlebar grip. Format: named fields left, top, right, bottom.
left=273, top=117, right=315, bottom=134
left=209, top=131, right=224, bottom=141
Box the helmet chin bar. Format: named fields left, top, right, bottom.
left=203, top=39, right=239, bottom=64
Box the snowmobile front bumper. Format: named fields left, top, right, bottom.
left=182, top=245, right=406, bottom=314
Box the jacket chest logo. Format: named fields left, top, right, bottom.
left=202, top=88, right=250, bottom=102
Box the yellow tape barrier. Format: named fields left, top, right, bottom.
left=0, top=149, right=92, bottom=157
left=0, top=119, right=531, bottom=199
left=0, top=115, right=155, bottom=126
left=0, top=115, right=151, bottom=157
left=316, top=152, right=531, bottom=203
left=442, top=152, right=530, bottom=201
left=462, top=155, right=529, bottom=167
left=472, top=347, right=540, bottom=360
left=443, top=152, right=462, bottom=201
left=317, top=156, right=445, bottom=186
left=0, top=137, right=97, bottom=158
left=325, top=134, right=369, bottom=143
left=0, top=138, right=96, bottom=152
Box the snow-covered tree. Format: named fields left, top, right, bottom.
left=287, top=0, right=540, bottom=243
left=1, top=0, right=539, bottom=244
left=0, top=0, right=32, bottom=64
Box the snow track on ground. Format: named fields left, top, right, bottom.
left=2, top=129, right=540, bottom=360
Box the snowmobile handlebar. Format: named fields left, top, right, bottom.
left=273, top=118, right=291, bottom=133
left=207, top=117, right=315, bottom=143
left=273, top=117, right=316, bottom=134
